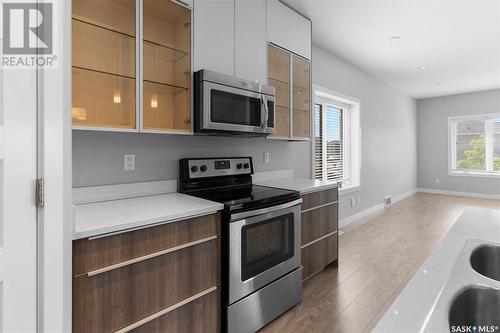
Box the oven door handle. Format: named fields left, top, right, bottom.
left=230, top=198, right=303, bottom=221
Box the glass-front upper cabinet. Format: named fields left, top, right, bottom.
left=72, top=0, right=137, bottom=130
left=292, top=55, right=311, bottom=139
left=267, top=44, right=290, bottom=138
left=72, top=0, right=192, bottom=133
left=267, top=44, right=311, bottom=140
left=142, top=0, right=191, bottom=133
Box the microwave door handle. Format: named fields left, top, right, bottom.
left=260, top=95, right=267, bottom=129
left=263, top=96, right=269, bottom=128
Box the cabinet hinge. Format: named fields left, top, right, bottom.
left=36, top=178, right=45, bottom=208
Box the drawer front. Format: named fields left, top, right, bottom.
left=301, top=189, right=338, bottom=211
left=301, top=233, right=338, bottom=281
left=129, top=289, right=220, bottom=333
left=301, top=203, right=338, bottom=246
left=73, top=212, right=220, bottom=275
left=73, top=238, right=220, bottom=333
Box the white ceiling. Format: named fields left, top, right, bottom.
left=282, top=0, right=500, bottom=99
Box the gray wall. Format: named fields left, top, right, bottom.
left=73, top=44, right=418, bottom=220
left=417, top=89, right=500, bottom=195
left=312, top=45, right=418, bottom=219
left=73, top=132, right=311, bottom=187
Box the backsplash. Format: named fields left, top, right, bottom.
left=72, top=131, right=311, bottom=187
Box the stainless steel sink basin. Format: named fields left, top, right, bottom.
left=448, top=286, right=500, bottom=331
left=470, top=244, right=500, bottom=282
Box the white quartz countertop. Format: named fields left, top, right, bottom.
left=373, top=207, right=500, bottom=333
left=73, top=193, right=223, bottom=239
left=255, top=177, right=338, bottom=195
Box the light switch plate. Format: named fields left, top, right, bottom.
left=124, top=154, right=135, bottom=171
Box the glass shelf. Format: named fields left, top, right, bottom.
left=72, top=67, right=136, bottom=129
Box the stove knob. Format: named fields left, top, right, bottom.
left=190, top=165, right=198, bottom=173
left=200, top=165, right=207, bottom=172
left=243, top=163, right=250, bottom=169
left=237, top=163, right=243, bottom=169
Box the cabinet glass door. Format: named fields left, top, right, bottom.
left=143, top=0, right=191, bottom=133
left=292, top=55, right=310, bottom=139
left=268, top=45, right=290, bottom=138
left=72, top=0, right=137, bottom=129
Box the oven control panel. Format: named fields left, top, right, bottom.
left=186, top=157, right=253, bottom=179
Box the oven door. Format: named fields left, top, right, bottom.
left=202, top=81, right=275, bottom=135
left=228, top=199, right=301, bottom=304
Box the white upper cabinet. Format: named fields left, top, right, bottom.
left=193, top=0, right=235, bottom=76
left=234, top=0, right=267, bottom=83
left=267, top=0, right=311, bottom=60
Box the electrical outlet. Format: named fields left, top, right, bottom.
left=263, top=152, right=270, bottom=164
left=384, top=195, right=392, bottom=206
left=124, top=154, right=135, bottom=171
left=356, top=195, right=360, bottom=204
left=435, top=178, right=440, bottom=184
left=351, top=197, right=355, bottom=207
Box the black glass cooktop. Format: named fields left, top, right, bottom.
left=188, top=185, right=300, bottom=213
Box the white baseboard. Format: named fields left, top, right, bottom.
left=418, top=188, right=500, bottom=201
left=339, top=188, right=418, bottom=228
left=339, top=187, right=500, bottom=229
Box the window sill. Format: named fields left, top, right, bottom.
left=449, top=170, right=500, bottom=179
left=339, top=185, right=361, bottom=196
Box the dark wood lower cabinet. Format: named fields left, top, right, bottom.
left=300, top=188, right=339, bottom=281
left=301, top=233, right=338, bottom=281
left=301, top=203, right=338, bottom=246
left=73, top=213, right=221, bottom=333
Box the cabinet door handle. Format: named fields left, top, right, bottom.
left=86, top=235, right=217, bottom=277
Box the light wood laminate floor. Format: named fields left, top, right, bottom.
left=261, top=193, right=500, bottom=333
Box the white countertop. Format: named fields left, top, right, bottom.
left=255, top=177, right=338, bottom=195
left=373, top=207, right=500, bottom=333
left=73, top=193, right=223, bottom=239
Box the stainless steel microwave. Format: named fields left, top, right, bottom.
left=194, top=70, right=275, bottom=136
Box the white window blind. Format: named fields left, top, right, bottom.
left=450, top=114, right=500, bottom=175
left=314, top=102, right=344, bottom=182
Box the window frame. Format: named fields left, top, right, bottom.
left=312, top=86, right=361, bottom=192
left=448, top=113, right=500, bottom=179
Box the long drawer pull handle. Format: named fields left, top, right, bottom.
left=87, top=235, right=218, bottom=277
left=114, top=286, right=218, bottom=333
left=301, top=230, right=338, bottom=249
left=301, top=201, right=338, bottom=213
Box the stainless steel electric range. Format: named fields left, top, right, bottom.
left=179, top=157, right=303, bottom=333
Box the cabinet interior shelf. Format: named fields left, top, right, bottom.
left=144, top=40, right=189, bottom=61
left=268, top=77, right=309, bottom=93
left=72, top=65, right=135, bottom=81
left=143, top=80, right=188, bottom=94
left=72, top=16, right=135, bottom=39
left=72, top=16, right=190, bottom=59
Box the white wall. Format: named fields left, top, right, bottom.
left=417, top=89, right=500, bottom=196
left=72, top=44, right=418, bottom=221
left=312, top=45, right=418, bottom=220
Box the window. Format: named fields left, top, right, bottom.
left=314, top=88, right=360, bottom=190
left=449, top=114, right=500, bottom=177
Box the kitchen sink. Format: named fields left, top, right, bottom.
left=448, top=286, right=500, bottom=330
left=470, top=244, right=500, bottom=282
left=422, top=239, right=500, bottom=332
